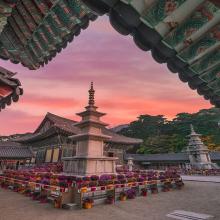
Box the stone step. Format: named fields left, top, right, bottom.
left=94, top=198, right=106, bottom=205
left=62, top=203, right=78, bottom=210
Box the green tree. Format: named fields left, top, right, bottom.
left=119, top=108, right=220, bottom=154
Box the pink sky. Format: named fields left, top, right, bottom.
left=0, top=17, right=211, bottom=135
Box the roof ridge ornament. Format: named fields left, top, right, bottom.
left=88, top=82, right=95, bottom=106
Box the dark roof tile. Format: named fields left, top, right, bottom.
left=125, top=152, right=220, bottom=162
left=15, top=113, right=142, bottom=145
left=0, top=140, right=33, bottom=160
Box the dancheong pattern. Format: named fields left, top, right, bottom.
left=190, top=49, right=220, bottom=74
left=143, top=0, right=186, bottom=27
left=0, top=0, right=97, bottom=70
left=164, top=2, right=219, bottom=48
left=200, top=65, right=220, bottom=83
left=80, top=0, right=220, bottom=107
left=178, top=25, right=220, bottom=63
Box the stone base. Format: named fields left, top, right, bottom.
left=191, top=162, right=218, bottom=170
left=62, top=156, right=117, bottom=176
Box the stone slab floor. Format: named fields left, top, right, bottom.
left=0, top=182, right=219, bottom=220
left=182, top=175, right=220, bottom=183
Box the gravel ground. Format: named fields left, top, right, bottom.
left=0, top=182, right=220, bottom=220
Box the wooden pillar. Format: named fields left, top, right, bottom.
left=50, top=148, right=54, bottom=163
left=58, top=147, right=62, bottom=161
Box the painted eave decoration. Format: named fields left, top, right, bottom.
left=0, top=0, right=97, bottom=70
left=82, top=0, right=220, bottom=107
left=0, top=66, right=23, bottom=111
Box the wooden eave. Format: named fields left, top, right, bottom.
left=0, top=67, right=23, bottom=111
left=0, top=0, right=97, bottom=69
left=83, top=0, right=220, bottom=107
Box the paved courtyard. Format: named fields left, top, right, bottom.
left=0, top=181, right=220, bottom=220
left=182, top=175, right=220, bottom=183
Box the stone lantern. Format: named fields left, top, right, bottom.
left=127, top=157, right=134, bottom=172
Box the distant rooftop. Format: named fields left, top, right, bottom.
left=125, top=152, right=220, bottom=162
left=14, top=112, right=143, bottom=145
left=0, top=141, right=33, bottom=159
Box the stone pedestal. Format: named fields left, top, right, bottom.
left=63, top=156, right=117, bottom=175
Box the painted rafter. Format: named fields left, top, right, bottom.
left=0, top=66, right=23, bottom=111
left=82, top=0, right=220, bottom=107
left=0, top=0, right=97, bottom=69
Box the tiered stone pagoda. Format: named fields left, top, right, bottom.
left=63, top=82, right=117, bottom=176
left=187, top=125, right=216, bottom=169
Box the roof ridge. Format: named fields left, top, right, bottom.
left=46, top=112, right=77, bottom=124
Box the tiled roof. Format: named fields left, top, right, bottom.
left=0, top=66, right=23, bottom=111
left=0, top=141, right=22, bottom=147
left=0, top=141, right=33, bottom=159
left=0, top=0, right=97, bottom=70
left=102, top=128, right=143, bottom=144
left=16, top=112, right=143, bottom=145
left=42, top=112, right=80, bottom=134
left=0, top=147, right=33, bottom=159
left=83, top=0, right=220, bottom=107
left=125, top=153, right=189, bottom=162
left=0, top=1, right=16, bottom=34
left=125, top=152, right=220, bottom=162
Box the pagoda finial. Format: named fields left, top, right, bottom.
left=190, top=124, right=194, bottom=133
left=88, top=82, right=95, bottom=106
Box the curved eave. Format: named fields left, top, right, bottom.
left=83, top=0, right=220, bottom=107
left=15, top=126, right=71, bottom=143
left=0, top=1, right=16, bottom=33
left=0, top=1, right=97, bottom=70
left=0, top=146, right=33, bottom=159
left=0, top=68, right=23, bottom=112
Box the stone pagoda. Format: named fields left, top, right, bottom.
left=63, top=82, right=117, bottom=176
left=186, top=125, right=216, bottom=169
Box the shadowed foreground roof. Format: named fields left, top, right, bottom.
left=83, top=0, right=220, bottom=107
left=0, top=141, right=33, bottom=159
left=0, top=66, right=23, bottom=111
left=125, top=152, right=220, bottom=162
left=0, top=0, right=97, bottom=70
left=15, top=112, right=143, bottom=145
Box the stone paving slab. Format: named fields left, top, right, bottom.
left=181, top=175, right=220, bottom=183
left=167, top=210, right=214, bottom=220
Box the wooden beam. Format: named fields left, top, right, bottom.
left=0, top=85, right=13, bottom=97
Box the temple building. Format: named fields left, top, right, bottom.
left=0, top=66, right=23, bottom=111
left=11, top=84, right=142, bottom=165
left=124, top=152, right=220, bottom=170
left=0, top=141, right=33, bottom=171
